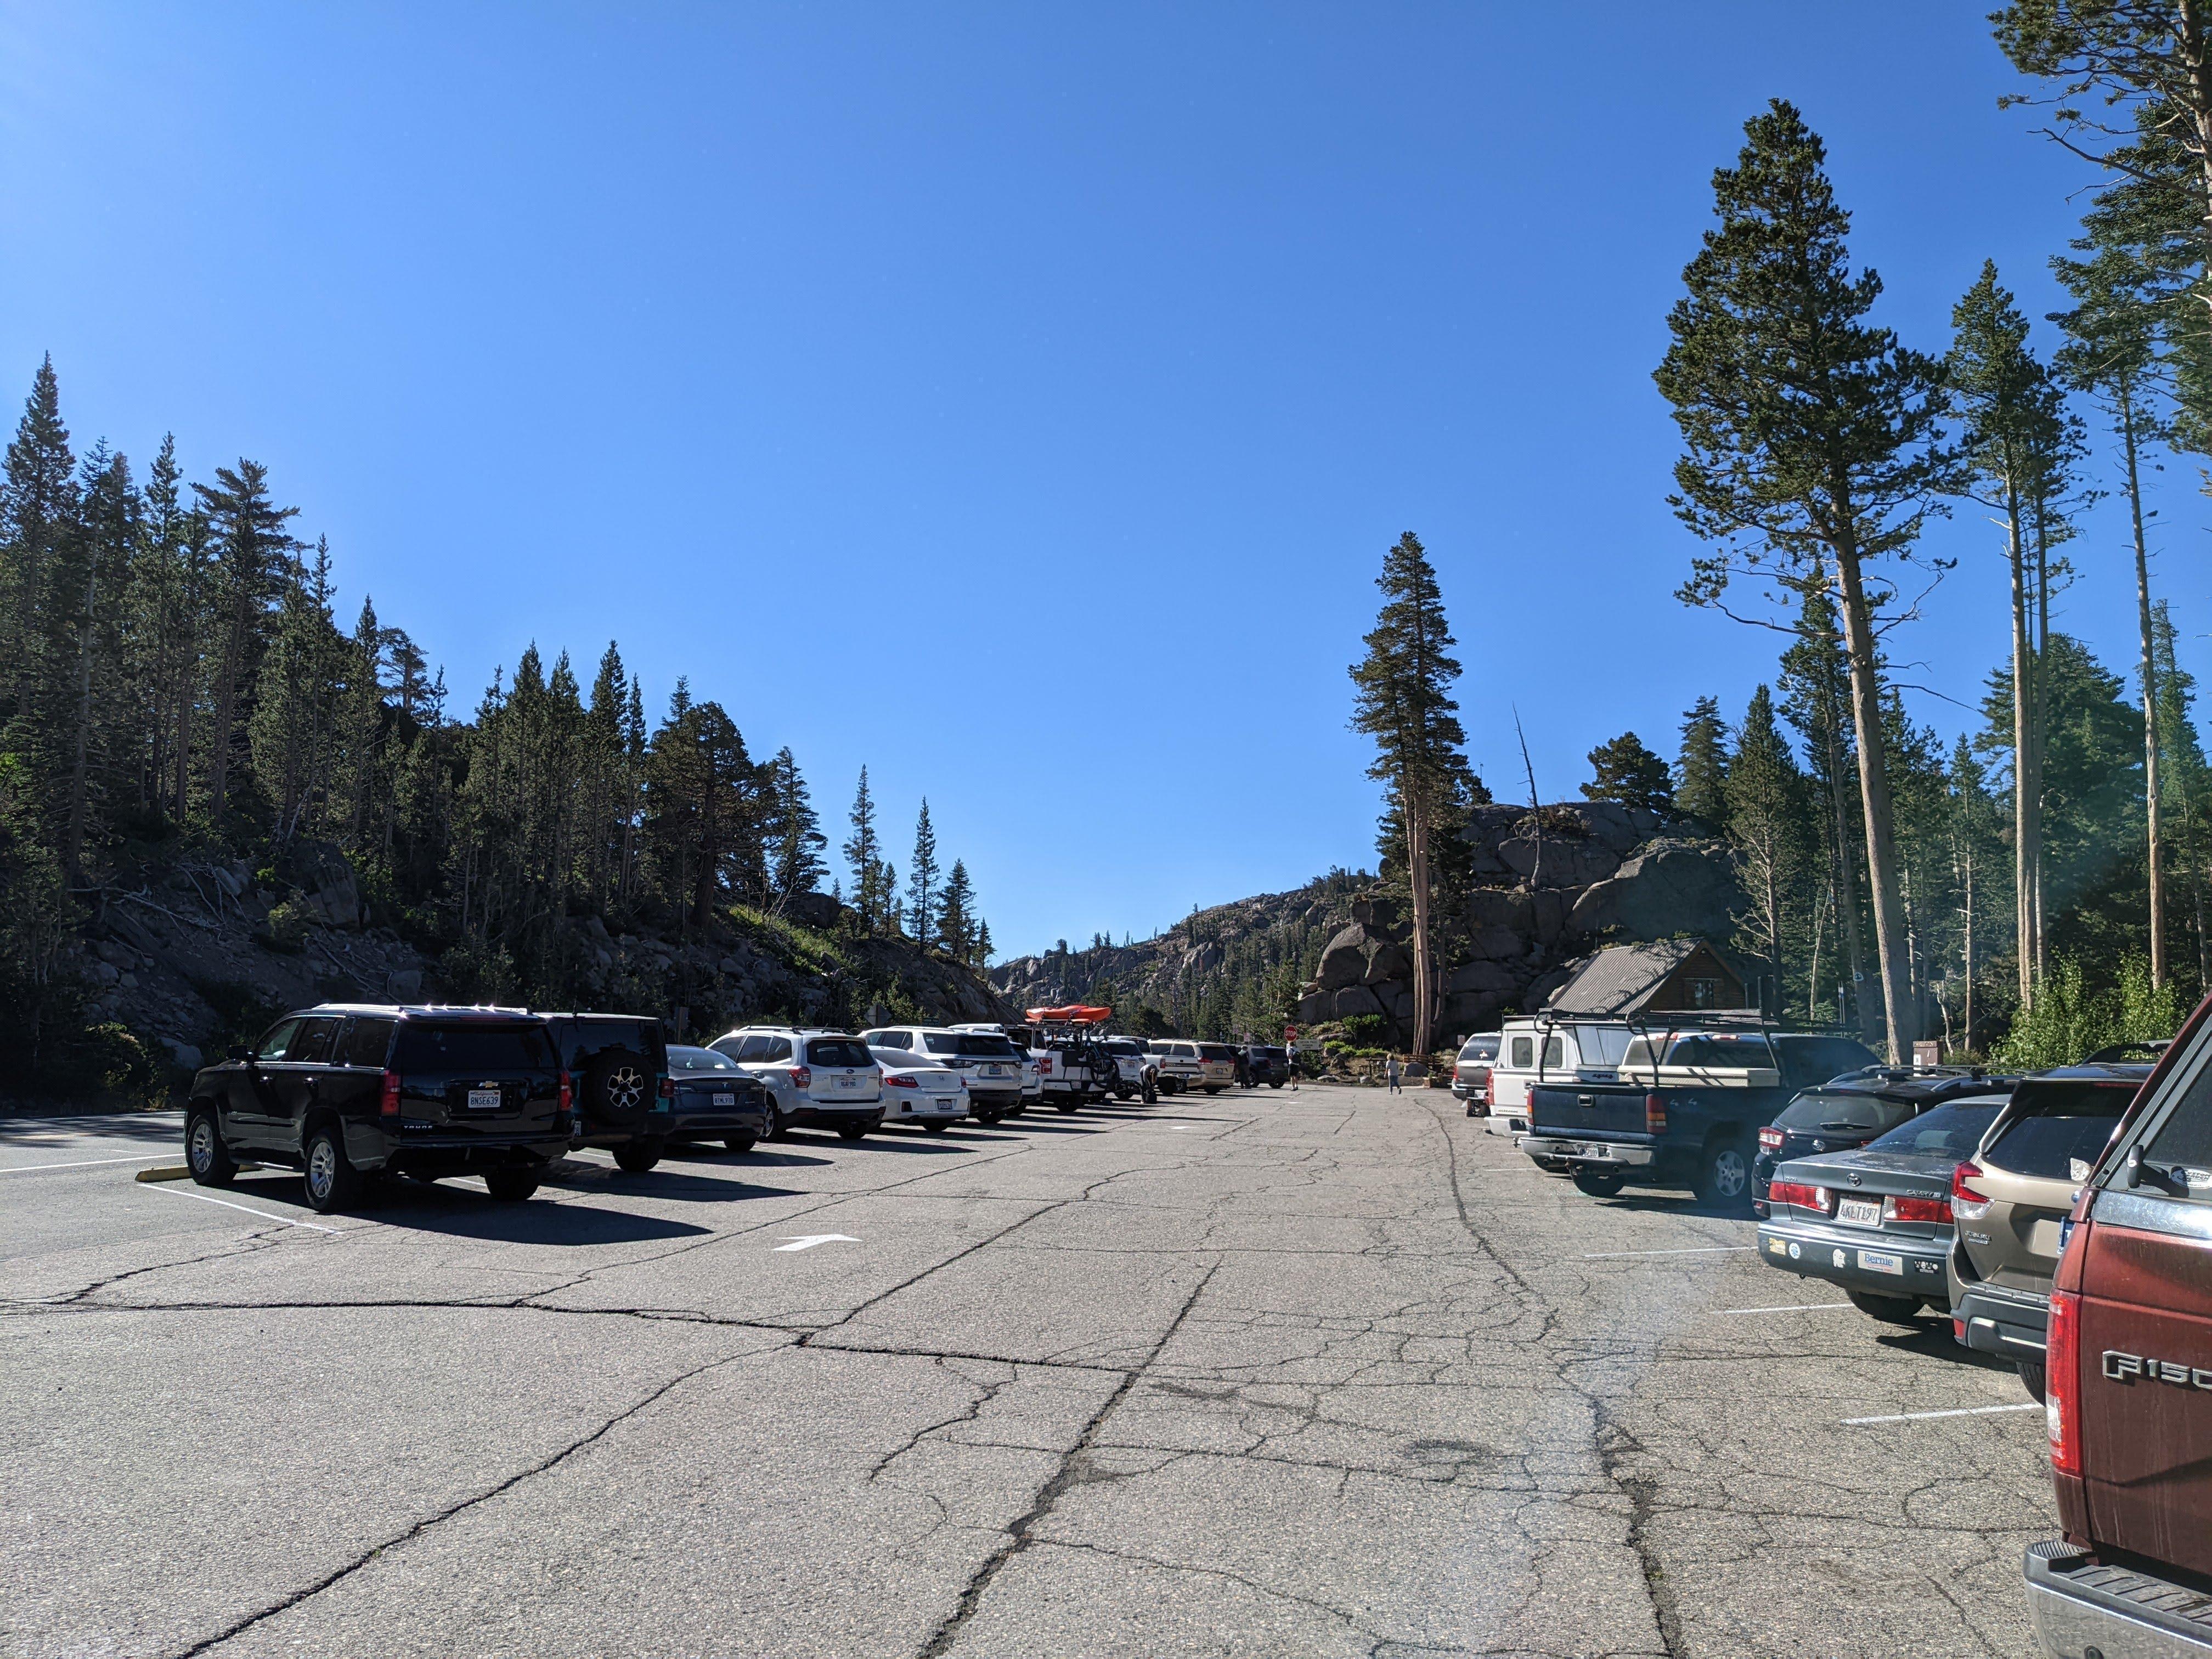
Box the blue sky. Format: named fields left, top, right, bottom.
left=1, top=4, right=2200, bottom=958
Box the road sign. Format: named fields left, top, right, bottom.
left=1284, top=1025, right=1297, bottom=1041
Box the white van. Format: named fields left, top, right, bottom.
left=1485, top=1018, right=1635, bottom=1136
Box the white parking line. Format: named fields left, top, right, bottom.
left=1841, top=1403, right=2043, bottom=1426
left=1716, top=1302, right=1853, bottom=1315
left=1581, top=1245, right=1756, bottom=1259
left=0, top=1153, right=175, bottom=1174
left=148, top=1183, right=339, bottom=1234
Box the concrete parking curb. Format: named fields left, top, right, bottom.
left=137, top=1164, right=262, bottom=1183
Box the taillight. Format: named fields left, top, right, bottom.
left=1883, top=1194, right=1951, bottom=1224
left=1950, top=1160, right=1992, bottom=1221
left=788, top=1066, right=812, bottom=1088
left=1768, top=1180, right=1829, bottom=1214
left=659, top=1074, right=675, bottom=1099
left=885, top=1074, right=918, bottom=1088
left=1757, top=1126, right=1785, bottom=1153
left=558, top=1069, right=573, bottom=1117
left=2047, top=1285, right=2081, bottom=1475
left=380, top=1069, right=402, bottom=1119
left=1039, top=1056, right=1054, bottom=1073
left=1645, top=1093, right=1667, bottom=1136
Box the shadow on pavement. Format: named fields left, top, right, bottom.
left=0, top=1111, right=184, bottom=1149
left=543, top=1163, right=805, bottom=1204
left=302, top=1176, right=719, bottom=1244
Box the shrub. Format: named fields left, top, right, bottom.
left=1991, top=955, right=2184, bottom=1071
left=263, top=895, right=314, bottom=952
left=1341, top=1013, right=1390, bottom=1047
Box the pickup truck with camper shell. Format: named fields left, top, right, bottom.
left=1522, top=1024, right=1881, bottom=1206
left=1485, top=1017, right=1636, bottom=1136
left=2020, top=1001, right=2212, bottom=1658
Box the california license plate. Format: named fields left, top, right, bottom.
left=466, top=1088, right=501, bottom=1111
left=1859, top=1250, right=1904, bottom=1276
left=982, top=1065, right=1003, bottom=1076
left=713, top=1092, right=736, bottom=1107
left=1837, top=1197, right=1882, bottom=1227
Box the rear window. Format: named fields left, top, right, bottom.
left=1666, top=1034, right=1775, bottom=1068
left=957, top=1035, right=1017, bottom=1057
left=394, top=1022, right=555, bottom=1072
left=1982, top=1080, right=2133, bottom=1180
left=337, top=1018, right=396, bottom=1068
left=806, top=1038, right=873, bottom=1068
left=554, top=1017, right=665, bottom=1067
left=1570, top=1028, right=1634, bottom=1068
left=1868, top=1101, right=2004, bottom=1160
left=669, top=1046, right=736, bottom=1072
left=1102, top=1039, right=1144, bottom=1056
left=1508, top=1035, right=1533, bottom=1069
left=1249, top=1046, right=1285, bottom=1061
left=1459, top=1036, right=1499, bottom=1062
left=1775, top=1090, right=1910, bottom=1136
left=1197, top=1044, right=1237, bottom=1061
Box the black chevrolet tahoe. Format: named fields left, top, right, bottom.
left=184, top=1004, right=572, bottom=1212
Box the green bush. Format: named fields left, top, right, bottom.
left=1341, top=1013, right=1390, bottom=1047
left=1991, top=955, right=2184, bottom=1071
left=263, top=895, right=314, bottom=952
left=69, top=1023, right=166, bottom=1107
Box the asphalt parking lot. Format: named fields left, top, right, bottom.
left=3, top=1085, right=2052, bottom=1658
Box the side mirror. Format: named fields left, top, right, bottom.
left=228, top=1045, right=256, bottom=1064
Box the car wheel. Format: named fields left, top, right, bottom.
left=1269, top=1080, right=1284, bottom=1090
left=1113, top=1086, right=1133, bottom=1102
left=837, top=1121, right=870, bottom=1141
left=1692, top=1136, right=1752, bottom=1210
left=2015, top=1358, right=2047, bottom=1403
left=724, top=1135, right=756, bottom=1155
left=1203, top=1085, right=1223, bottom=1096
left=765, top=1104, right=789, bottom=1141
left=301, top=1124, right=361, bottom=1214
left=1572, top=1167, right=1627, bottom=1199
left=613, top=1138, right=663, bottom=1173
left=923, top=1120, right=951, bottom=1135
left=1056, top=1102, right=1079, bottom=1114
left=1843, top=1289, right=1926, bottom=1325
left=484, top=1169, right=539, bottom=1202
left=185, top=1110, right=236, bottom=1187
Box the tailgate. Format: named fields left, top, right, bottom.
left=1530, top=1084, right=1646, bottom=1137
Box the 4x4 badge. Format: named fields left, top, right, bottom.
left=2103, top=1350, right=2212, bottom=1390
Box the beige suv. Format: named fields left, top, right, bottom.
left=1949, top=1059, right=2152, bottom=1400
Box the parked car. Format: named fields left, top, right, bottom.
left=1453, top=1032, right=1501, bottom=1116
left=1147, top=1040, right=1206, bottom=1095
left=1032, top=1035, right=1114, bottom=1108
left=1522, top=1026, right=1882, bottom=1206
left=542, top=1011, right=674, bottom=1172
left=1752, top=1068, right=2018, bottom=1216
left=2018, top=1001, right=2212, bottom=1658
left=1757, top=1094, right=2010, bottom=1323
left=663, top=1043, right=774, bottom=1153
left=706, top=1027, right=883, bottom=1139
left=1192, top=1042, right=1240, bottom=1093
left=866, top=1045, right=969, bottom=1133
left=1950, top=1059, right=2155, bottom=1401
left=184, top=1003, right=571, bottom=1212
left=1099, top=1036, right=1160, bottom=1103
left=952, top=1023, right=1037, bottom=1111
left=858, top=1026, right=1026, bottom=1121
left=1485, top=1018, right=1636, bottom=1136
left=1243, top=1045, right=1290, bottom=1088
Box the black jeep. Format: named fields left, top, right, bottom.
left=541, top=1012, right=673, bottom=1172
left=184, top=1005, right=571, bottom=1212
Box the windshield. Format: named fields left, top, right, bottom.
left=1867, top=1101, right=2005, bottom=1160
left=1983, top=1079, right=2134, bottom=1180
left=805, top=1038, right=874, bottom=1069
left=1569, top=1026, right=1633, bottom=1068
left=668, top=1046, right=735, bottom=1072
left=394, top=1022, right=554, bottom=1071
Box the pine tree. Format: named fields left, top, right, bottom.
left=763, top=746, right=826, bottom=907
left=0, top=358, right=78, bottom=729
left=906, top=798, right=940, bottom=941
left=1722, top=686, right=1809, bottom=1011
left=193, top=460, right=298, bottom=825
left=844, top=767, right=889, bottom=932
left=1780, top=582, right=1876, bottom=1040
left=1582, top=731, right=1674, bottom=814
left=1656, top=101, right=1957, bottom=1060
left=1675, top=696, right=1729, bottom=825
left=936, top=857, right=976, bottom=961
left=1348, top=531, right=1474, bottom=1056
left=1945, top=735, right=2005, bottom=1052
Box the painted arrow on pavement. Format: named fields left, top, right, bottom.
left=772, top=1234, right=859, bottom=1252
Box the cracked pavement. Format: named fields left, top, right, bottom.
left=1, top=1087, right=2053, bottom=1657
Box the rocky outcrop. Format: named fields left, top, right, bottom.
left=1294, top=802, right=1742, bottom=1045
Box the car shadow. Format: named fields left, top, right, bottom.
left=1590, top=1192, right=1758, bottom=1222
left=1873, top=1322, right=2024, bottom=1374
left=669, top=1148, right=833, bottom=1169
left=1, top=1111, right=186, bottom=1148
left=229, top=1173, right=721, bottom=1244
left=542, top=1162, right=806, bottom=1204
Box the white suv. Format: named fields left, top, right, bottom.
left=707, top=1027, right=883, bottom=1140
left=859, top=1026, right=1026, bottom=1122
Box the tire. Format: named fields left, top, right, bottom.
left=837, top=1121, right=870, bottom=1141
left=185, top=1109, right=236, bottom=1187
left=582, top=1049, right=651, bottom=1124
left=1572, top=1167, right=1627, bottom=1199
left=1269, top=1081, right=1284, bottom=1090
left=301, top=1124, right=362, bottom=1214
left=1114, top=1087, right=1133, bottom=1102
left=1846, top=1289, right=1926, bottom=1327
left=484, top=1169, right=539, bottom=1202
left=1056, top=1102, right=1079, bottom=1114
left=765, top=1104, right=788, bottom=1142
left=613, top=1137, right=663, bottom=1173
left=2016, top=1358, right=2047, bottom=1403
left=923, top=1121, right=951, bottom=1135
left=724, top=1135, right=756, bottom=1154
left=1692, top=1136, right=1753, bottom=1210
left=1203, top=1085, right=1223, bottom=1096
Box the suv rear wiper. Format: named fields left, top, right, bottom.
left=1819, top=1121, right=1865, bottom=1132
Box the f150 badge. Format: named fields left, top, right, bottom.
left=2103, top=1350, right=2212, bottom=1390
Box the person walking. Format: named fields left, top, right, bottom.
left=1386, top=1054, right=1402, bottom=1094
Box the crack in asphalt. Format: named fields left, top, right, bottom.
left=915, top=1262, right=1221, bottom=1658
